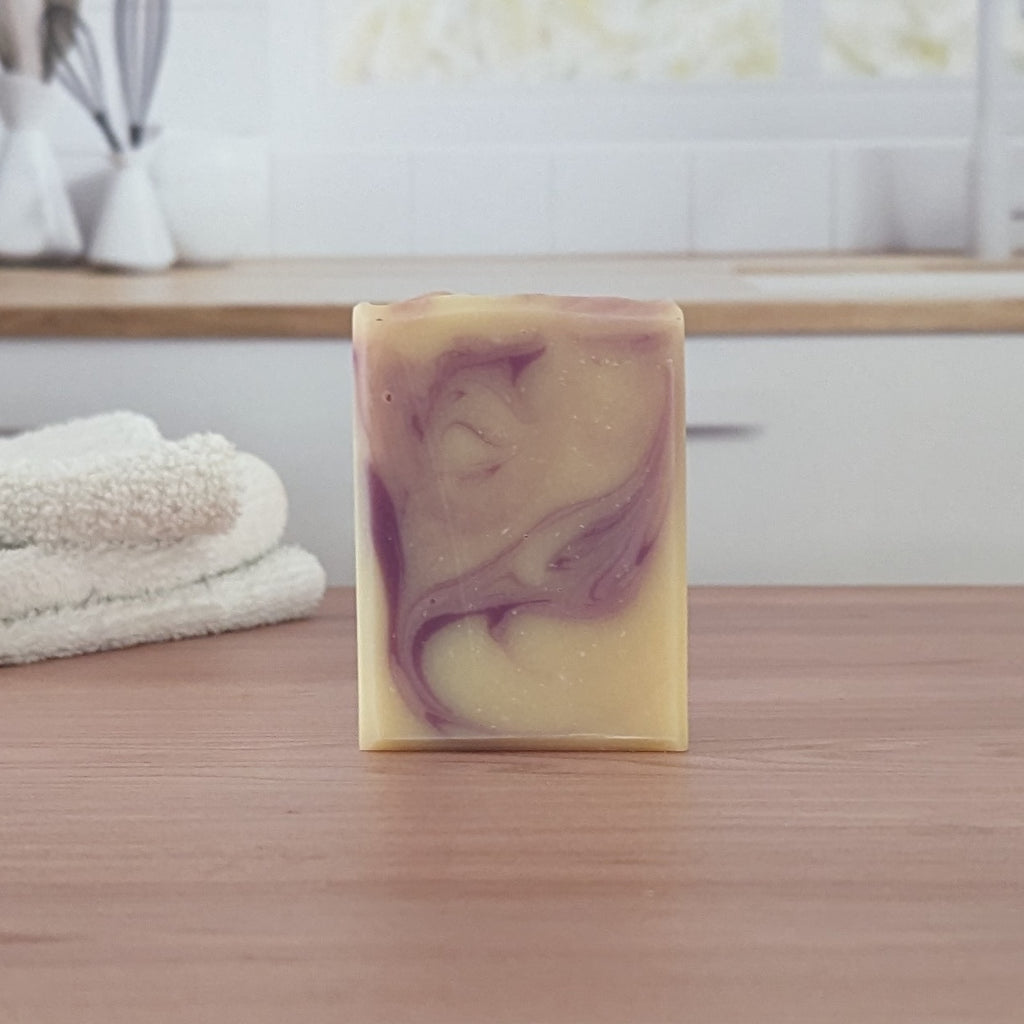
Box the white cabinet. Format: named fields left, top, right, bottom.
left=3, top=333, right=1022, bottom=585
left=686, top=334, right=1024, bottom=584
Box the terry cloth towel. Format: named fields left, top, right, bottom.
left=0, top=452, right=287, bottom=620
left=0, top=545, right=327, bottom=666
left=0, top=411, right=239, bottom=547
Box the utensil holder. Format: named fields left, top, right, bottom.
left=0, top=72, right=83, bottom=262
left=87, top=146, right=175, bottom=272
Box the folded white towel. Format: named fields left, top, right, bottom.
left=0, top=545, right=327, bottom=666
left=0, top=411, right=159, bottom=461
left=0, top=411, right=240, bottom=547
left=0, top=452, right=287, bottom=620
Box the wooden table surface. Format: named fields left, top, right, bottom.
left=4, top=254, right=1024, bottom=336
left=1, top=587, right=1022, bottom=1024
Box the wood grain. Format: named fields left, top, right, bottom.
left=1, top=587, right=1023, bottom=1024
left=4, top=255, right=1024, bottom=337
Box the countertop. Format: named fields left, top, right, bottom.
left=4, top=254, right=1024, bottom=336
left=2, top=586, right=1022, bottom=1023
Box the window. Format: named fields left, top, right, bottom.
left=330, top=0, right=1024, bottom=82
left=823, top=0, right=1024, bottom=77
left=331, top=0, right=780, bottom=83
left=320, top=0, right=1024, bottom=145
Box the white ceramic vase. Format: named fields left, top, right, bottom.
left=87, top=146, right=176, bottom=272
left=0, top=72, right=83, bottom=262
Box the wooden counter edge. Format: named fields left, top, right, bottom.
left=0, top=305, right=353, bottom=339
left=5, top=298, right=1024, bottom=338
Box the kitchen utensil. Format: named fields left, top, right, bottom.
left=0, top=70, right=82, bottom=260
left=114, top=0, right=169, bottom=148
left=42, top=2, right=121, bottom=151
left=0, top=5, right=20, bottom=71
left=0, top=26, right=12, bottom=71
left=1, top=1, right=83, bottom=76
left=0, top=0, right=44, bottom=76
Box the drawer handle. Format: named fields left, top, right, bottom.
left=686, top=424, right=761, bottom=440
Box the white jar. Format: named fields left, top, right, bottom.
left=87, top=143, right=176, bottom=272
left=0, top=72, right=83, bottom=262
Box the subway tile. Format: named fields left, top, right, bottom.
left=1008, top=142, right=1024, bottom=255
left=412, top=148, right=551, bottom=256
left=831, top=144, right=893, bottom=251
left=691, top=143, right=832, bottom=253
left=155, top=6, right=271, bottom=135
left=551, top=145, right=689, bottom=253
left=833, top=141, right=970, bottom=252
left=153, top=133, right=272, bottom=260
left=267, top=0, right=325, bottom=142
left=220, top=135, right=272, bottom=257
left=270, top=148, right=413, bottom=257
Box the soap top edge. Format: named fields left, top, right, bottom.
left=353, top=292, right=684, bottom=326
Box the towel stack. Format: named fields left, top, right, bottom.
left=0, top=412, right=326, bottom=666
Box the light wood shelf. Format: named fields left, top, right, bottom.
left=4, top=254, right=1024, bottom=336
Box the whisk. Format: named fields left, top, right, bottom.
left=42, top=3, right=121, bottom=152
left=114, top=0, right=169, bottom=148
left=0, top=0, right=44, bottom=76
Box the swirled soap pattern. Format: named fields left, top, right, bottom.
left=354, top=293, right=687, bottom=750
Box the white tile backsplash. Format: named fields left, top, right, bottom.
left=412, top=148, right=551, bottom=256
left=267, top=0, right=327, bottom=143
left=551, top=145, right=689, bottom=253
left=154, top=133, right=272, bottom=260
left=15, top=2, right=1020, bottom=259
left=1005, top=142, right=1024, bottom=253
left=834, top=141, right=970, bottom=252
left=691, top=143, right=833, bottom=253
left=156, top=6, right=270, bottom=136
left=271, top=148, right=413, bottom=256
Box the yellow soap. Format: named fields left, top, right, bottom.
left=353, top=293, right=687, bottom=750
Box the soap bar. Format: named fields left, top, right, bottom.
left=352, top=293, right=687, bottom=750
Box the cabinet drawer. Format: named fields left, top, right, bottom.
left=686, top=334, right=1024, bottom=584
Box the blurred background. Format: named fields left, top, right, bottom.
left=3, top=0, right=1023, bottom=589
left=33, top=0, right=1024, bottom=257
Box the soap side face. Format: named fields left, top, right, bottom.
left=353, top=294, right=687, bottom=750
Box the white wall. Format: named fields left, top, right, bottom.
left=33, top=0, right=1024, bottom=259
